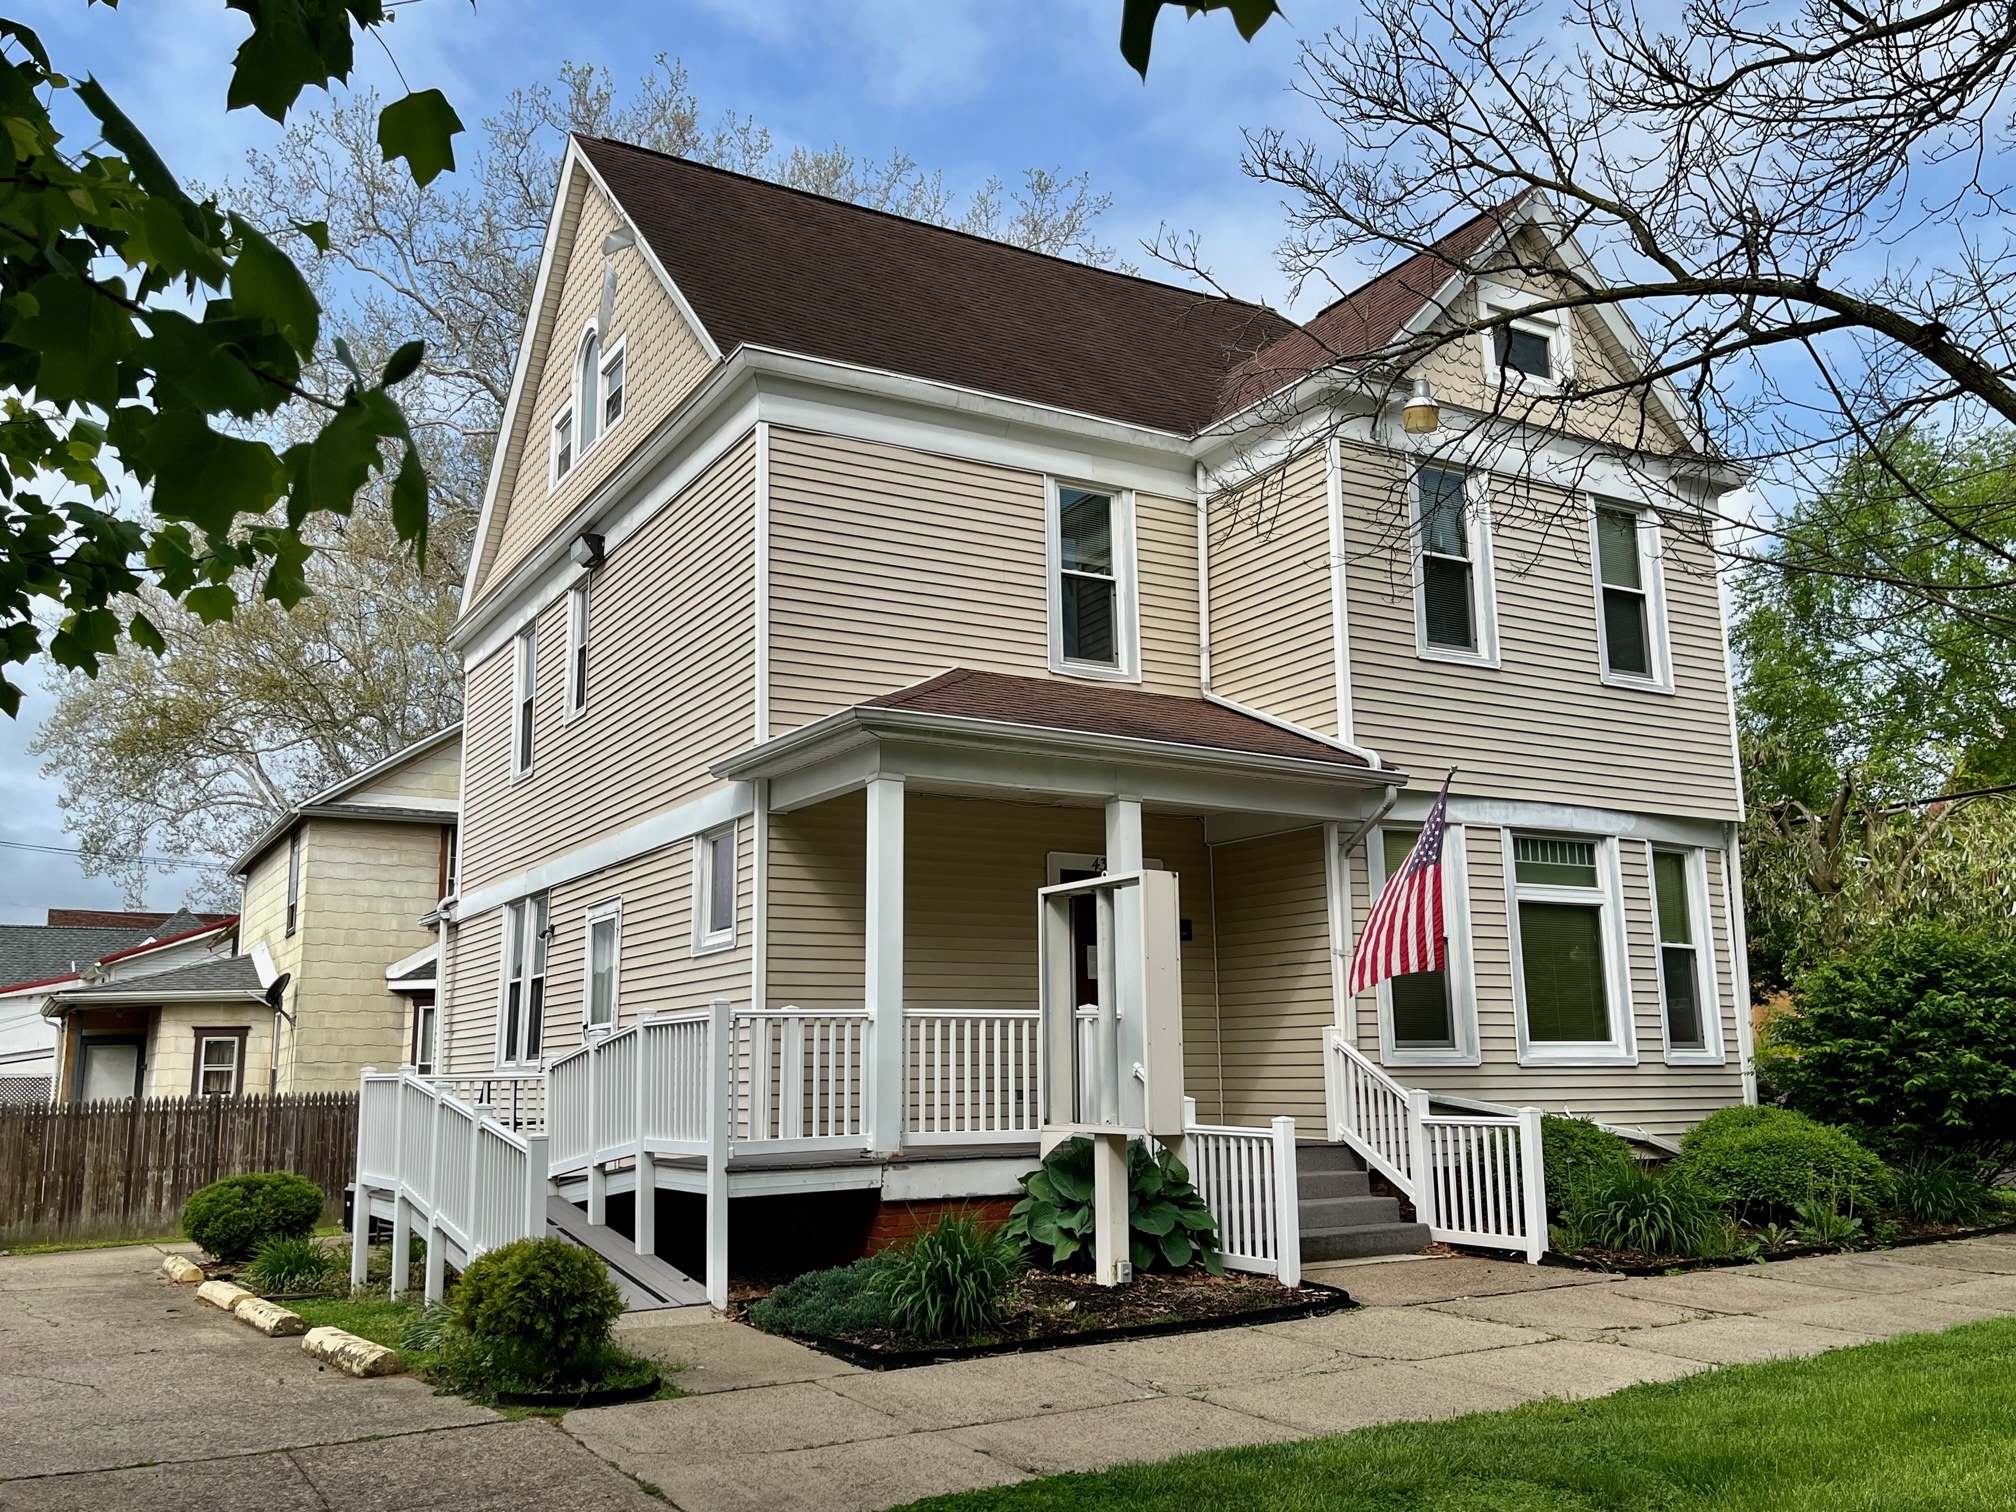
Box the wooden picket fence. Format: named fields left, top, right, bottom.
left=0, top=1093, right=358, bottom=1245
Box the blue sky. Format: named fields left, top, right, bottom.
left=0, top=0, right=1348, bottom=923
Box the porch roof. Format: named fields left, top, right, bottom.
left=716, top=669, right=1406, bottom=822
left=42, top=954, right=268, bottom=1013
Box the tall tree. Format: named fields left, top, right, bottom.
left=37, top=58, right=1124, bottom=902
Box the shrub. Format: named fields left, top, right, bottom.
left=243, top=1234, right=341, bottom=1295
left=1893, top=1152, right=1996, bottom=1227
left=871, top=1214, right=1023, bottom=1341
left=1564, top=1163, right=1728, bottom=1258
left=454, top=1237, right=624, bottom=1380
left=1004, top=1137, right=1223, bottom=1274
left=181, top=1172, right=325, bottom=1261
left=1766, top=921, right=2016, bottom=1158
left=1671, top=1105, right=1891, bottom=1219
left=749, top=1254, right=895, bottom=1338
left=1541, top=1116, right=1636, bottom=1216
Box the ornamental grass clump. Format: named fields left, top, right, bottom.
left=871, top=1214, right=1023, bottom=1342
left=181, top=1172, right=325, bottom=1261
left=1564, top=1163, right=1728, bottom=1258
left=1540, top=1115, right=1636, bottom=1216
left=243, top=1234, right=341, bottom=1296
left=1004, top=1137, right=1223, bottom=1274
left=1893, top=1151, right=1997, bottom=1227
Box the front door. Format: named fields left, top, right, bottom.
left=77, top=1038, right=143, bottom=1102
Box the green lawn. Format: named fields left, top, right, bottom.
left=902, top=1319, right=2016, bottom=1512
left=288, top=1293, right=429, bottom=1351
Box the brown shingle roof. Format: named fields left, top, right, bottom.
left=863, top=669, right=1371, bottom=768
left=577, top=136, right=1299, bottom=435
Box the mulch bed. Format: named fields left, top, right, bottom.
left=740, top=1267, right=1353, bottom=1370
left=1524, top=1215, right=2016, bottom=1278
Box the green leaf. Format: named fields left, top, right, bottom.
left=135, top=411, right=288, bottom=534
left=390, top=441, right=428, bottom=559
left=224, top=0, right=375, bottom=122
left=5, top=275, right=136, bottom=409
left=1132, top=1200, right=1180, bottom=1237
left=1026, top=1171, right=1059, bottom=1206
left=127, top=612, right=167, bottom=655
left=1158, top=1230, right=1194, bottom=1268
left=294, top=219, right=331, bottom=253
left=1118, top=0, right=1282, bottom=78
left=184, top=585, right=238, bottom=623
left=1199, top=1245, right=1226, bottom=1277
left=377, top=88, right=464, bottom=189
left=1050, top=1233, right=1080, bottom=1264
left=381, top=339, right=425, bottom=387
left=231, top=223, right=320, bottom=357
left=1130, top=1235, right=1155, bottom=1272
left=1175, top=1205, right=1218, bottom=1233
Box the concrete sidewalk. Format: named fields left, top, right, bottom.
left=569, top=1234, right=2016, bottom=1511
left=6, top=1235, right=2014, bottom=1511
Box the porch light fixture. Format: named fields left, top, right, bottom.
left=1403, top=377, right=1441, bottom=434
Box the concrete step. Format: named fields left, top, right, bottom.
left=1300, top=1220, right=1435, bottom=1262
left=1294, top=1141, right=1369, bottom=1174
left=1298, top=1194, right=1407, bottom=1231
left=1296, top=1168, right=1371, bottom=1200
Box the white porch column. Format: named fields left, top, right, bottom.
left=866, top=776, right=906, bottom=1155
left=1105, top=797, right=1144, bottom=1129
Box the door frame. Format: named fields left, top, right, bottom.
left=71, top=1034, right=146, bottom=1103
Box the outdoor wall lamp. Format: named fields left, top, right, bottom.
left=1403, top=376, right=1442, bottom=434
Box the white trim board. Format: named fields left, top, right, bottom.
left=1380, top=794, right=1732, bottom=849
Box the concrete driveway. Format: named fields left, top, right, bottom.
left=0, top=1243, right=662, bottom=1510
left=6, top=1235, right=2016, bottom=1511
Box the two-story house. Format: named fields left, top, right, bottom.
left=409, top=138, right=1748, bottom=1285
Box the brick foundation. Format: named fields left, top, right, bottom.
left=865, top=1196, right=1020, bottom=1253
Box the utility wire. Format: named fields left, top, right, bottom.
left=0, top=838, right=220, bottom=871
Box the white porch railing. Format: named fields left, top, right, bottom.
left=1181, top=1099, right=1300, bottom=1285
left=904, top=1009, right=1042, bottom=1144
left=429, top=1073, right=545, bottom=1134
left=731, top=1008, right=872, bottom=1150
left=352, top=1068, right=546, bottom=1302
left=1325, top=1029, right=1548, bottom=1263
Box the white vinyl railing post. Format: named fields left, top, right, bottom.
left=423, top=1081, right=447, bottom=1304
left=350, top=1068, right=375, bottom=1292
left=464, top=1105, right=483, bottom=1263
left=388, top=1191, right=412, bottom=1301
left=1271, top=1116, right=1301, bottom=1287
left=706, top=997, right=732, bottom=1310
left=634, top=1022, right=655, bottom=1257
left=1325, top=1030, right=1347, bottom=1142
left=586, top=1035, right=606, bottom=1226
left=523, top=1132, right=549, bottom=1239
left=1518, top=1105, right=1548, bottom=1264
left=1406, top=1088, right=1435, bottom=1231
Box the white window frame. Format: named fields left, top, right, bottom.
left=512, top=627, right=537, bottom=779
left=1504, top=830, right=1637, bottom=1067
left=1411, top=464, right=1501, bottom=667
left=564, top=579, right=590, bottom=723
left=1044, top=477, right=1140, bottom=682
left=584, top=899, right=622, bottom=1034
left=1650, top=842, right=1725, bottom=1065
left=1589, top=499, right=1675, bottom=693
left=1477, top=280, right=1572, bottom=394
left=597, top=333, right=628, bottom=440
left=1367, top=823, right=1480, bottom=1067
left=196, top=1034, right=243, bottom=1097
left=497, top=894, right=549, bottom=1069
left=692, top=824, right=738, bottom=955
left=550, top=404, right=575, bottom=488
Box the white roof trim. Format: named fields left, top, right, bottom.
left=385, top=940, right=440, bottom=981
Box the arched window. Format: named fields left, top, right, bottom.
left=578, top=330, right=602, bottom=450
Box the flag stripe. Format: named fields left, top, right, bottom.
left=1348, top=775, right=1452, bottom=996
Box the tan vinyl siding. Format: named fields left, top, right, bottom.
left=459, top=434, right=757, bottom=890
left=1344, top=825, right=1744, bottom=1139
left=238, top=841, right=302, bottom=1002
left=344, top=738, right=461, bottom=805
left=148, top=1008, right=273, bottom=1099
left=767, top=429, right=1200, bottom=732
left=443, top=909, right=502, bottom=1075
left=472, top=178, right=717, bottom=601
left=767, top=791, right=866, bottom=1009
left=1206, top=446, right=1337, bottom=735
left=1338, top=438, right=1740, bottom=818
left=1211, top=827, right=1333, bottom=1129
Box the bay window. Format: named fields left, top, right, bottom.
left=1508, top=833, right=1633, bottom=1064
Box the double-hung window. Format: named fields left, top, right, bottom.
left=1592, top=503, right=1671, bottom=689
left=284, top=830, right=301, bottom=937
left=565, top=582, right=590, bottom=720
left=1652, top=848, right=1720, bottom=1060
left=1414, top=466, right=1497, bottom=663
left=501, top=894, right=549, bottom=1065
left=552, top=407, right=574, bottom=483
left=513, top=628, right=537, bottom=777
left=1369, top=825, right=1478, bottom=1064
left=693, top=825, right=737, bottom=953
left=586, top=903, right=621, bottom=1031
left=193, top=1031, right=245, bottom=1097
left=601, top=341, right=626, bottom=432
left=1508, top=834, right=1633, bottom=1064
left=578, top=331, right=602, bottom=453
left=1048, top=480, right=1136, bottom=679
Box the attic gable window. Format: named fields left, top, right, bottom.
left=1478, top=282, right=1569, bottom=391
left=579, top=330, right=602, bottom=452
left=552, top=407, right=574, bottom=484
left=1495, top=324, right=1552, bottom=380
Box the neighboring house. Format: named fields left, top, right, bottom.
left=410, top=141, right=1748, bottom=1271
left=232, top=727, right=461, bottom=1092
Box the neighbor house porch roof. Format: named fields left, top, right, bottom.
left=42, top=954, right=268, bottom=1012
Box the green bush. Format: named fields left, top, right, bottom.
left=1004, top=1137, right=1223, bottom=1274
left=181, top=1172, right=325, bottom=1261
left=1670, top=1105, right=1891, bottom=1219
left=1766, top=921, right=2016, bottom=1157
left=243, top=1234, right=341, bottom=1295
left=1894, top=1152, right=1996, bottom=1227
left=454, top=1237, right=624, bottom=1379
left=1564, top=1163, right=1729, bottom=1258
left=872, top=1214, right=1022, bottom=1341
left=749, top=1254, right=895, bottom=1338
left=1540, top=1116, right=1636, bottom=1216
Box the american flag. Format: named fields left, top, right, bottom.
left=1349, top=773, right=1453, bottom=995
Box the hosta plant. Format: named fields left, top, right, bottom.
left=1004, top=1137, right=1223, bottom=1274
